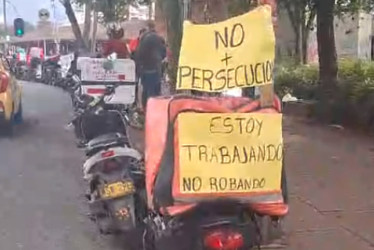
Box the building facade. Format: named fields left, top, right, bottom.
left=277, top=11, right=373, bottom=63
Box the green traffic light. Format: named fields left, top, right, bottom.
left=16, top=29, right=23, bottom=35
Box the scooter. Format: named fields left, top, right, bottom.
left=141, top=95, right=288, bottom=250
left=70, top=85, right=147, bottom=234
left=143, top=202, right=262, bottom=250
left=144, top=171, right=288, bottom=250
left=83, top=134, right=146, bottom=234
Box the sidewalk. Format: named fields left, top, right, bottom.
left=127, top=115, right=374, bottom=249
left=284, top=116, right=374, bottom=249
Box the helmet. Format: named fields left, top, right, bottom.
left=107, top=23, right=124, bottom=39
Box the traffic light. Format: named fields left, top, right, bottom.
left=14, top=18, right=25, bottom=37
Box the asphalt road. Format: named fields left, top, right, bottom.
left=0, top=82, right=130, bottom=250
left=3, top=82, right=373, bottom=250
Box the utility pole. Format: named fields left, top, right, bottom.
left=3, top=0, right=7, bottom=34
left=148, top=0, right=154, bottom=20
left=91, top=0, right=98, bottom=53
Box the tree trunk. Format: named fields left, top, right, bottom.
left=282, top=1, right=302, bottom=64
left=295, top=23, right=302, bottom=63
left=303, top=9, right=316, bottom=64
left=91, top=2, right=98, bottom=53
left=159, top=0, right=183, bottom=92
left=302, top=28, right=308, bottom=64
left=314, top=0, right=338, bottom=122
left=316, top=0, right=337, bottom=88
left=206, top=0, right=228, bottom=23
left=61, top=0, right=87, bottom=50
left=83, top=2, right=93, bottom=48
left=190, top=0, right=228, bottom=24
left=148, top=0, right=154, bottom=20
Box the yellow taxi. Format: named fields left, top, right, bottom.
left=0, top=54, right=22, bottom=135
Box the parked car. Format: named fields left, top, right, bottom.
left=0, top=54, right=23, bottom=135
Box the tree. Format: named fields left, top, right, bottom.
left=83, top=1, right=93, bottom=46
left=59, top=0, right=151, bottom=50
left=59, top=0, right=87, bottom=50
left=157, top=0, right=183, bottom=86
left=278, top=0, right=316, bottom=63
left=278, top=0, right=374, bottom=87
left=316, top=0, right=374, bottom=88
left=315, top=0, right=337, bottom=89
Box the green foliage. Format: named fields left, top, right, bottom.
left=276, top=59, right=374, bottom=130
left=275, top=63, right=319, bottom=99
left=335, top=0, right=374, bottom=15
left=73, top=0, right=151, bottom=24
left=96, top=0, right=130, bottom=23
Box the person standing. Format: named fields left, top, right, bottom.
left=136, top=21, right=166, bottom=110
left=102, top=24, right=130, bottom=59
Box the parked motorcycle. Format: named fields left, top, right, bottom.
left=141, top=95, right=289, bottom=250
left=144, top=202, right=263, bottom=250
left=14, top=61, right=28, bottom=80
left=144, top=174, right=288, bottom=250
left=70, top=85, right=147, bottom=234
left=42, top=56, right=61, bottom=86
left=83, top=135, right=146, bottom=234
left=28, top=57, right=42, bottom=82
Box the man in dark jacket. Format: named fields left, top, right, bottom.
left=136, top=21, right=166, bottom=110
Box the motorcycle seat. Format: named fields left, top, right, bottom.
left=85, top=133, right=126, bottom=156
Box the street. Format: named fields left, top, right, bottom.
left=1, top=82, right=374, bottom=249
left=0, top=82, right=129, bottom=250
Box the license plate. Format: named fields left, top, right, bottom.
left=99, top=181, right=135, bottom=199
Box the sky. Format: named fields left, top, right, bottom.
left=0, top=0, right=149, bottom=26
left=0, top=0, right=67, bottom=25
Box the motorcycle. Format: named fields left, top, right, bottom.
left=28, top=57, right=42, bottom=82
left=42, top=56, right=61, bottom=86
left=83, top=135, right=146, bottom=234
left=63, top=73, right=82, bottom=94
left=144, top=174, right=288, bottom=250
left=69, top=85, right=132, bottom=143
left=141, top=95, right=289, bottom=250
left=14, top=61, right=28, bottom=80
left=70, top=85, right=147, bottom=234
left=144, top=202, right=263, bottom=250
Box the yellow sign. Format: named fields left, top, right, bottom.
left=177, top=112, right=283, bottom=195
left=176, top=6, right=275, bottom=92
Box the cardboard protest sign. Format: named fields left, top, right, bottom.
left=177, top=5, right=275, bottom=92
left=177, top=112, right=283, bottom=195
